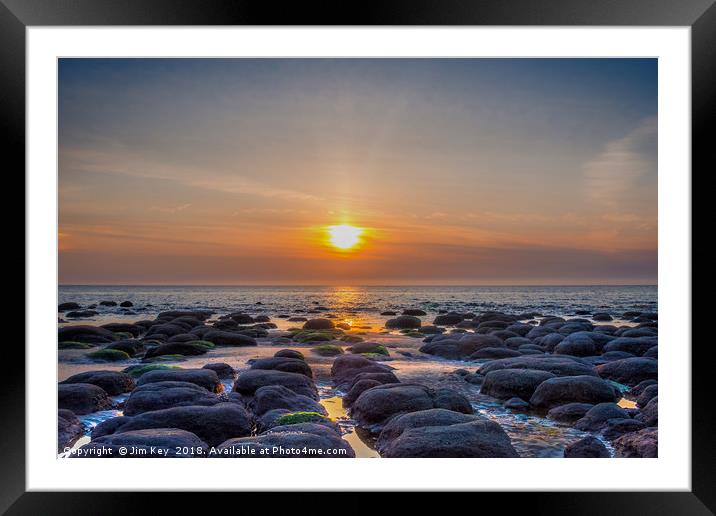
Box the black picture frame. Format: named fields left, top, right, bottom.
left=3, top=0, right=711, bottom=513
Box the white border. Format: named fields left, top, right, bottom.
left=27, top=27, right=691, bottom=491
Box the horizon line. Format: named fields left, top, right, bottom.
left=59, top=283, right=658, bottom=288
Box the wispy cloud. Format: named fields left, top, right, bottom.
left=583, top=117, right=657, bottom=207
left=150, top=203, right=192, bottom=214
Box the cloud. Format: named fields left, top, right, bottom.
left=150, top=203, right=192, bottom=214
left=583, top=117, right=657, bottom=207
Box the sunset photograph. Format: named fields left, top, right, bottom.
left=57, top=58, right=658, bottom=459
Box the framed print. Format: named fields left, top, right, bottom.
left=4, top=0, right=713, bottom=513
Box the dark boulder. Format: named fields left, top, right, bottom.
left=613, top=427, right=658, bottom=457
left=376, top=408, right=518, bottom=458
left=592, top=313, right=613, bottom=321
left=547, top=403, right=594, bottom=423
left=385, top=315, right=422, bottom=329
left=602, top=418, right=646, bottom=441
left=58, top=409, right=84, bottom=452
left=249, top=385, right=325, bottom=418
left=564, top=436, right=610, bottom=458
left=250, top=357, right=313, bottom=378
left=100, top=323, right=142, bottom=337
left=636, top=396, right=658, bottom=427
left=58, top=383, right=113, bottom=414
left=274, top=349, right=305, bottom=360
left=58, top=302, right=81, bottom=312
left=479, top=356, right=598, bottom=377
left=302, top=318, right=335, bottom=330
left=602, top=337, right=658, bottom=356
left=469, top=347, right=521, bottom=360
left=530, top=375, right=619, bottom=409
left=137, top=368, right=222, bottom=393
left=123, top=381, right=220, bottom=416
left=330, top=354, right=395, bottom=390
left=351, top=383, right=472, bottom=433
left=203, top=330, right=257, bottom=347
left=433, top=313, right=464, bottom=325
left=58, top=325, right=117, bottom=344
left=480, top=368, right=555, bottom=400
left=60, top=370, right=135, bottom=396
left=119, top=301, right=133, bottom=307
left=233, top=369, right=318, bottom=400
left=636, top=384, right=658, bottom=408
left=573, top=403, right=628, bottom=431
left=403, top=309, right=427, bottom=316
left=143, top=341, right=210, bottom=359
left=202, top=362, right=236, bottom=379
left=597, top=357, right=658, bottom=386
left=92, top=403, right=252, bottom=447
left=553, top=336, right=596, bottom=357
left=504, top=397, right=530, bottom=410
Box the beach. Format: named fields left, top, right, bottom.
left=57, top=285, right=658, bottom=459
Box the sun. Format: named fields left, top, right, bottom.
left=327, top=224, right=364, bottom=250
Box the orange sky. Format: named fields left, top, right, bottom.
left=59, top=59, right=657, bottom=285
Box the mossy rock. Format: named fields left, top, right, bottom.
left=311, top=344, right=344, bottom=357
left=122, top=364, right=181, bottom=378
left=143, top=354, right=187, bottom=363
left=350, top=343, right=389, bottom=355
left=112, top=331, right=134, bottom=340
left=403, top=331, right=424, bottom=338
left=292, top=328, right=345, bottom=343
left=340, top=335, right=364, bottom=343
left=87, top=348, right=131, bottom=362
left=274, top=411, right=329, bottom=426
left=59, top=341, right=94, bottom=350
left=360, top=352, right=390, bottom=359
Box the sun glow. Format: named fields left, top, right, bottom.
left=327, top=224, right=364, bottom=250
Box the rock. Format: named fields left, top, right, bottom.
left=630, top=379, right=657, bottom=397
left=123, top=381, right=220, bottom=416
left=311, top=344, right=344, bottom=356
left=553, top=336, right=596, bottom=357
left=274, top=349, right=305, bottom=360
left=636, top=396, right=658, bottom=427
left=58, top=383, right=113, bottom=414
left=547, top=403, right=594, bottom=423
left=376, top=409, right=518, bottom=458
left=564, top=436, right=610, bottom=458
left=505, top=337, right=532, bottom=349
left=79, top=429, right=208, bottom=457
left=403, top=309, right=427, bottom=316
left=574, top=403, right=628, bottom=431
left=143, top=341, right=210, bottom=359
left=249, top=385, right=325, bottom=418
left=233, top=369, right=318, bottom=400
left=146, top=323, right=187, bottom=338
left=343, top=379, right=383, bottom=405
left=385, top=315, right=422, bottom=329
left=99, top=300, right=117, bottom=306
left=137, top=368, right=222, bottom=393
left=505, top=323, right=534, bottom=337
left=202, top=330, right=257, bottom=347
left=643, top=346, right=658, bottom=359
left=119, top=301, right=133, bottom=307
left=592, top=313, right=613, bottom=321
left=250, top=357, right=313, bottom=378
left=58, top=409, right=84, bottom=452
left=613, top=427, right=658, bottom=457
left=470, top=347, right=521, bottom=360
left=381, top=311, right=397, bottom=316
left=479, top=356, right=598, bottom=377
left=481, top=368, right=555, bottom=400
left=636, top=384, right=658, bottom=408
left=602, top=337, right=657, bottom=356
left=87, top=348, right=131, bottom=362
left=202, top=362, right=236, bottom=379
left=302, top=318, right=335, bottom=330
left=464, top=373, right=484, bottom=385
left=539, top=333, right=565, bottom=351
left=330, top=354, right=395, bottom=390
left=105, top=339, right=145, bottom=357
left=349, top=342, right=389, bottom=356
left=602, top=418, right=646, bottom=441
left=351, top=383, right=472, bottom=432
left=92, top=403, right=252, bottom=447
left=60, top=370, right=135, bottom=396
left=433, top=313, right=464, bottom=325
left=214, top=423, right=354, bottom=458
left=504, top=397, right=530, bottom=410
left=58, top=325, right=117, bottom=344
left=418, top=325, right=444, bottom=334
left=596, top=357, right=658, bottom=386
left=530, top=376, right=619, bottom=409
left=168, top=333, right=203, bottom=343
left=58, top=302, right=81, bottom=311
left=287, top=317, right=307, bottom=322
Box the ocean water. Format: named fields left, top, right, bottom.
left=59, top=285, right=657, bottom=326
